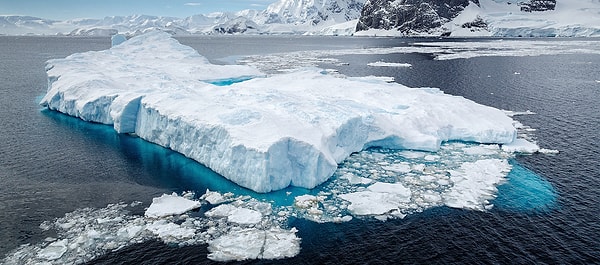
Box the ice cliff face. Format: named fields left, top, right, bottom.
left=356, top=0, right=479, bottom=35
left=39, top=32, right=517, bottom=193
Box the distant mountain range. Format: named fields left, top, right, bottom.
left=0, top=0, right=365, bottom=36
left=1, top=0, right=599, bottom=37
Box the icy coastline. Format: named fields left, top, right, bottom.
left=39, top=31, right=518, bottom=193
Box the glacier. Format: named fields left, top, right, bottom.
left=40, top=31, right=518, bottom=193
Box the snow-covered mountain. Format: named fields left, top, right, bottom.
left=261, top=0, right=364, bottom=25
left=2, top=0, right=600, bottom=37
left=354, top=0, right=600, bottom=37
left=0, top=0, right=365, bottom=36
left=356, top=0, right=477, bottom=36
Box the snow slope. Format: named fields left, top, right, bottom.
left=40, top=32, right=517, bottom=193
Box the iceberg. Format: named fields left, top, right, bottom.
left=144, top=193, right=202, bottom=218
left=40, top=31, right=517, bottom=193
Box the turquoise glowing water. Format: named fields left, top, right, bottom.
left=495, top=160, right=557, bottom=212
left=205, top=76, right=256, bottom=86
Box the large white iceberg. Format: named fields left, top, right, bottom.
left=40, top=31, right=517, bottom=193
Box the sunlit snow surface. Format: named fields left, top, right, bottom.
left=7, top=34, right=576, bottom=263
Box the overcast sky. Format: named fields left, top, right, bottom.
left=0, top=0, right=279, bottom=20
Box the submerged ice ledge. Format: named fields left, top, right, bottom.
left=40, top=32, right=517, bottom=193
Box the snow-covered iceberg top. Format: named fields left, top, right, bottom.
left=40, top=31, right=517, bottom=193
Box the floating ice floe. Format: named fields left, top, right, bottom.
left=339, top=182, right=411, bottom=216
left=3, top=135, right=558, bottom=263
left=502, top=138, right=542, bottom=153
left=145, top=192, right=201, bottom=218
left=205, top=204, right=263, bottom=225
left=2, top=192, right=301, bottom=264
left=367, top=61, right=412, bottom=67
left=40, top=31, right=518, bottom=193
left=207, top=227, right=300, bottom=262
left=239, top=39, right=600, bottom=73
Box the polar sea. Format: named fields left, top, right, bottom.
left=1, top=35, right=600, bottom=264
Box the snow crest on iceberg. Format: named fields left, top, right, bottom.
left=40, top=31, right=517, bottom=193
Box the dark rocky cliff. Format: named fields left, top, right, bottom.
left=519, top=0, right=556, bottom=12
left=355, top=0, right=560, bottom=35
left=356, top=0, right=480, bottom=34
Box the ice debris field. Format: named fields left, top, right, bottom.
left=4, top=31, right=562, bottom=263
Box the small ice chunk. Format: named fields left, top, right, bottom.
left=37, top=239, right=68, bottom=260
left=424, top=155, right=439, bottom=161
left=333, top=215, right=353, bottom=223
left=502, top=110, right=536, bottom=117
left=464, top=145, right=499, bottom=155
left=339, top=182, right=411, bottom=216
left=367, top=182, right=411, bottom=196
left=145, top=193, right=201, bottom=218
left=399, top=151, right=426, bottom=159
left=348, top=75, right=395, bottom=83
left=367, top=61, right=412, bottom=67
left=207, top=227, right=300, bottom=261
left=421, top=191, right=443, bottom=204
left=339, top=191, right=400, bottom=215
left=117, top=225, right=143, bottom=240
left=205, top=204, right=262, bottom=225
left=539, top=148, right=559, bottom=154
left=294, top=195, right=319, bottom=208
left=340, top=173, right=373, bottom=185
left=146, top=220, right=196, bottom=241
left=412, top=164, right=426, bottom=172
left=443, top=159, right=511, bottom=211
left=228, top=208, right=263, bottom=225
left=502, top=138, right=539, bottom=153
left=382, top=163, right=411, bottom=173
left=202, top=189, right=226, bottom=204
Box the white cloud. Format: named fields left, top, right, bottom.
left=184, top=2, right=202, bottom=6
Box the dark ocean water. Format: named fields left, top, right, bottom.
left=0, top=36, right=599, bottom=264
